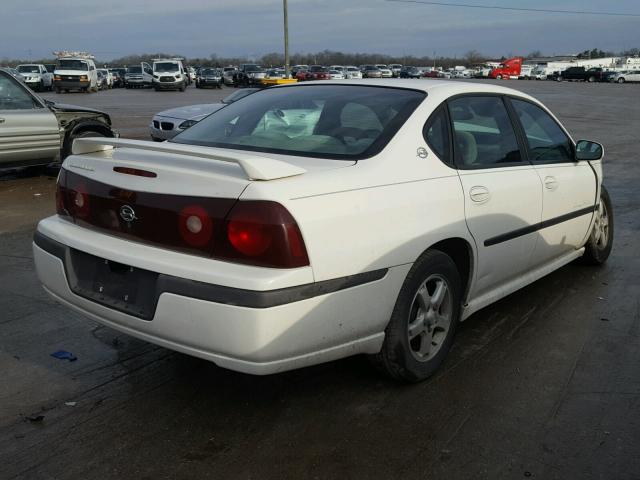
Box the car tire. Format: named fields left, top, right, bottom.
left=582, top=185, right=614, bottom=265
left=371, top=249, right=462, bottom=383
left=588, top=76, right=596, bottom=83
left=617, top=78, right=625, bottom=84
left=496, top=74, right=502, bottom=80
left=55, top=87, right=61, bottom=94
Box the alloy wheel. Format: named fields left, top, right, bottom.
left=593, top=199, right=610, bottom=249
left=407, top=274, right=453, bottom=362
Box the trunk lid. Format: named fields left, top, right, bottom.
left=57, top=139, right=350, bottom=263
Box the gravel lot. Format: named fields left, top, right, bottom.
left=1, top=80, right=639, bottom=480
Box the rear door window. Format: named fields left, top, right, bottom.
left=448, top=96, right=523, bottom=168
left=423, top=107, right=451, bottom=164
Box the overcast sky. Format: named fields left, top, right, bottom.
left=2, top=0, right=639, bottom=60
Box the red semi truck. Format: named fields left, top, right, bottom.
left=489, top=57, right=523, bottom=79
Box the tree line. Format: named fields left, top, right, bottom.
left=2, top=47, right=639, bottom=69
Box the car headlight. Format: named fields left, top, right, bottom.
left=175, top=75, right=180, bottom=80
left=178, top=120, right=198, bottom=130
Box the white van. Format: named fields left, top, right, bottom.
left=53, top=53, right=98, bottom=93
left=152, top=59, right=188, bottom=91
left=124, top=62, right=153, bottom=88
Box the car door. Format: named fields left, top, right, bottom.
left=142, top=62, right=153, bottom=85
left=448, top=95, right=542, bottom=298
left=508, top=98, right=597, bottom=267
left=0, top=71, right=60, bottom=167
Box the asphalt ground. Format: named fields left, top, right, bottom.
left=1, top=80, right=639, bottom=479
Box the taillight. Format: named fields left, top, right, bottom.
left=69, top=182, right=90, bottom=219
left=55, top=169, right=68, bottom=216
left=54, top=169, right=309, bottom=268
left=178, top=205, right=214, bottom=247
left=213, top=201, right=309, bottom=269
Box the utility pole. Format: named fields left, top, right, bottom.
left=283, top=0, right=290, bottom=78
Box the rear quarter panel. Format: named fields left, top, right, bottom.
left=241, top=93, right=475, bottom=282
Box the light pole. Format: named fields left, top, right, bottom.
left=283, top=0, right=290, bottom=78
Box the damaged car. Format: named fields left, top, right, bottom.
left=0, top=68, right=116, bottom=169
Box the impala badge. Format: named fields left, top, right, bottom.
left=119, top=205, right=137, bottom=222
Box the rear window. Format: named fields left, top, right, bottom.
left=172, top=85, right=426, bottom=160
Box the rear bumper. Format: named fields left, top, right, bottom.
left=33, top=220, right=405, bottom=374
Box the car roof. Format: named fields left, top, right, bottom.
left=278, top=78, right=535, bottom=100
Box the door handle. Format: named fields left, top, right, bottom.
left=469, top=186, right=491, bottom=203
left=544, top=176, right=558, bottom=191
left=0, top=118, right=5, bottom=124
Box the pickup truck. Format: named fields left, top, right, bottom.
left=559, top=67, right=607, bottom=82
left=16, top=64, right=54, bottom=91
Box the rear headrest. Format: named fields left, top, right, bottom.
left=455, top=131, right=478, bottom=166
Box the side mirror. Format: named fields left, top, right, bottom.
left=575, top=140, right=604, bottom=161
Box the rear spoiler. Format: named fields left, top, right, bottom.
left=71, top=137, right=306, bottom=181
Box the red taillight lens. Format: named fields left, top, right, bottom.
left=56, top=168, right=68, bottom=216
left=228, top=216, right=272, bottom=256
left=214, top=201, right=309, bottom=268
left=54, top=169, right=309, bottom=268
left=56, top=169, right=89, bottom=219
left=178, top=205, right=214, bottom=247
left=69, top=182, right=90, bottom=219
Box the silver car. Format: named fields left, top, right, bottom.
left=610, top=70, right=640, bottom=83
left=149, top=88, right=260, bottom=141
left=0, top=68, right=115, bottom=168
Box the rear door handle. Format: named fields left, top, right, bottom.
left=544, top=176, right=558, bottom=191
left=0, top=118, right=5, bottom=124
left=469, top=186, right=491, bottom=203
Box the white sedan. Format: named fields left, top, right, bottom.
left=34, top=80, right=613, bottom=382
left=328, top=69, right=346, bottom=80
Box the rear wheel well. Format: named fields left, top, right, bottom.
left=429, top=238, right=473, bottom=302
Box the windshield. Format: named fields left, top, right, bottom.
left=201, top=68, right=218, bottom=75
left=172, top=85, right=425, bottom=160
left=17, top=65, right=40, bottom=73
left=127, top=66, right=142, bottom=74
left=58, top=60, right=88, bottom=71
left=244, top=65, right=262, bottom=72
left=154, top=62, right=179, bottom=72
